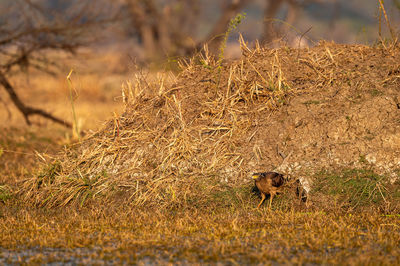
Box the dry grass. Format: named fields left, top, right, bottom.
left=18, top=40, right=400, bottom=210
left=21, top=47, right=292, bottom=207
left=1, top=41, right=400, bottom=264
left=1, top=203, right=399, bottom=264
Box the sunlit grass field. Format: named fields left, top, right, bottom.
left=1, top=44, right=400, bottom=264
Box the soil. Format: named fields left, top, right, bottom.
left=175, top=42, right=400, bottom=184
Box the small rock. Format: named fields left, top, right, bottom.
left=365, top=154, right=376, bottom=164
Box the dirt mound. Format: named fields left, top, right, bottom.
left=24, top=41, right=400, bottom=207
left=245, top=43, right=400, bottom=178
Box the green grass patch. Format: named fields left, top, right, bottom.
left=369, top=88, right=383, bottom=97
left=394, top=169, right=400, bottom=178
left=210, top=184, right=251, bottom=208
left=0, top=185, right=12, bottom=203
left=312, top=169, right=396, bottom=210
left=36, top=161, right=62, bottom=189
left=303, top=100, right=321, bottom=105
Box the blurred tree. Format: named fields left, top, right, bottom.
left=124, top=0, right=251, bottom=59
left=124, top=0, right=338, bottom=59
left=394, top=0, right=400, bottom=10
left=0, top=0, right=116, bottom=127
left=261, top=0, right=338, bottom=44
left=0, top=0, right=343, bottom=128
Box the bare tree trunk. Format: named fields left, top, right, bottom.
left=0, top=72, right=71, bottom=128
left=127, top=0, right=158, bottom=59
left=157, top=6, right=172, bottom=55
left=261, top=0, right=284, bottom=44
left=205, top=0, right=251, bottom=54
left=329, top=0, right=339, bottom=34
left=141, top=24, right=157, bottom=59
left=286, top=0, right=299, bottom=28
left=126, top=0, right=251, bottom=57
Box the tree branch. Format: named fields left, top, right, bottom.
left=0, top=71, right=71, bottom=128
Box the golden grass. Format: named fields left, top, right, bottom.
left=19, top=41, right=295, bottom=207
left=1, top=41, right=400, bottom=264
left=0, top=203, right=399, bottom=264
left=18, top=40, right=400, bottom=210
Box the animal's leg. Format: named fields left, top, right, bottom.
left=305, top=196, right=311, bottom=208
left=269, top=193, right=275, bottom=209
left=257, top=193, right=266, bottom=208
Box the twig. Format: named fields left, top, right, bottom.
left=296, top=26, right=312, bottom=60
left=378, top=0, right=396, bottom=42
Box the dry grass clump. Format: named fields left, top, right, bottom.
left=21, top=41, right=400, bottom=208
left=0, top=127, right=65, bottom=188
left=21, top=43, right=293, bottom=208
left=1, top=204, right=399, bottom=264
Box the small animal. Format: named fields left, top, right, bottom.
left=252, top=172, right=287, bottom=209
left=295, top=179, right=308, bottom=203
